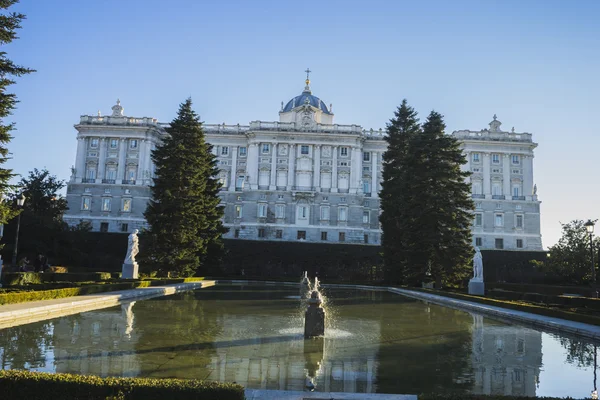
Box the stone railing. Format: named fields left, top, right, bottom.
left=79, top=115, right=161, bottom=127
left=203, top=124, right=250, bottom=134
left=452, top=129, right=533, bottom=143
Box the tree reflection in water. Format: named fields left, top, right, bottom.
left=0, top=322, right=54, bottom=370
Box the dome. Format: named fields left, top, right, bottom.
left=281, top=80, right=332, bottom=115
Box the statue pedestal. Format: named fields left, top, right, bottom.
left=122, top=262, right=139, bottom=279
left=468, top=279, right=485, bottom=296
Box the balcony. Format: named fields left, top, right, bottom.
left=471, top=194, right=485, bottom=199
left=82, top=178, right=96, bottom=183
left=492, top=195, right=505, bottom=200
left=121, top=179, right=136, bottom=185
left=292, top=186, right=315, bottom=191
left=102, top=179, right=116, bottom=184
left=235, top=187, right=243, bottom=192
left=364, top=192, right=372, bottom=197
left=512, top=196, right=526, bottom=200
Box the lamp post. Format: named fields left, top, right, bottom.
left=11, top=193, right=25, bottom=267
left=585, top=220, right=596, bottom=284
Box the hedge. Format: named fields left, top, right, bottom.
left=488, top=282, right=597, bottom=297
left=0, top=278, right=205, bottom=305
left=0, top=370, right=244, bottom=400
left=488, top=289, right=600, bottom=311
left=1, top=272, right=113, bottom=286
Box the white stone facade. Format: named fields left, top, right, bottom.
left=64, top=78, right=542, bottom=250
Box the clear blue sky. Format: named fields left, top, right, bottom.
left=5, top=0, right=600, bottom=248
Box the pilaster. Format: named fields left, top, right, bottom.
left=523, top=155, right=534, bottom=200
left=137, top=139, right=146, bottom=186
left=97, top=138, right=107, bottom=182
left=331, top=146, right=338, bottom=192
left=269, top=142, right=277, bottom=190
left=286, top=144, right=296, bottom=190
left=350, top=146, right=361, bottom=194
left=247, top=143, right=259, bottom=190
left=75, top=137, right=87, bottom=183
left=482, top=153, right=491, bottom=198
left=229, top=146, right=238, bottom=192
left=313, top=144, right=321, bottom=190
left=117, top=138, right=127, bottom=183
left=502, top=154, right=511, bottom=197
left=371, top=151, right=378, bottom=197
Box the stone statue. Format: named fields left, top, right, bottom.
left=124, top=229, right=139, bottom=264
left=473, top=247, right=483, bottom=281
left=533, top=184, right=537, bottom=195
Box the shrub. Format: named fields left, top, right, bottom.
left=1, top=272, right=44, bottom=286
left=418, top=394, right=576, bottom=400
left=1, top=272, right=112, bottom=286
left=0, top=369, right=244, bottom=400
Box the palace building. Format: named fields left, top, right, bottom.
left=63, top=74, right=543, bottom=250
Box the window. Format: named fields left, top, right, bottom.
left=322, top=196, right=328, bottom=201
left=475, top=237, right=482, bottom=247
left=234, top=229, right=240, bottom=238
left=492, top=154, right=500, bottom=164
left=126, top=167, right=136, bottom=181
left=472, top=181, right=482, bottom=195
left=235, top=205, right=242, bottom=218
left=516, top=239, right=524, bottom=248
left=495, top=238, right=504, bottom=249
left=278, top=194, right=284, bottom=200
left=258, top=203, right=267, bottom=218
left=340, top=147, right=348, bottom=157
left=262, top=143, right=270, bottom=153
left=81, top=197, right=91, bottom=210
left=129, top=139, right=138, bottom=149
left=239, top=147, right=247, bottom=156
left=339, top=232, right=346, bottom=242
left=125, top=189, right=131, bottom=194
left=363, top=210, right=370, bottom=223
left=276, top=229, right=283, bottom=239
left=363, top=181, right=370, bottom=194
left=364, top=234, right=369, bottom=244
left=513, top=186, right=520, bottom=197
left=89, top=138, right=99, bottom=148
left=258, top=228, right=266, bottom=238
left=218, top=175, right=227, bottom=188
left=298, top=205, right=307, bottom=219
left=275, top=204, right=285, bottom=219
left=301, top=145, right=309, bottom=155
left=495, top=214, right=504, bottom=227
left=475, top=213, right=482, bottom=227
left=320, top=206, right=330, bottom=220
left=492, top=183, right=502, bottom=196
left=221, top=146, right=229, bottom=156
left=512, top=169, right=520, bottom=174
left=100, top=222, right=108, bottom=232
left=106, top=167, right=117, bottom=180
left=120, top=223, right=128, bottom=232
left=321, top=232, right=327, bottom=241
left=122, top=198, right=131, bottom=212
left=517, top=339, right=525, bottom=353
left=512, top=155, right=520, bottom=164
left=472, top=153, right=480, bottom=163
left=86, top=167, right=97, bottom=180
left=363, top=152, right=370, bottom=162
left=338, top=207, right=347, bottom=221
left=364, top=200, right=369, bottom=207
left=110, top=139, right=118, bottom=148
left=516, top=214, right=523, bottom=228
left=101, top=198, right=111, bottom=212
left=297, top=230, right=306, bottom=240
left=363, top=166, right=370, bottom=172
left=340, top=197, right=346, bottom=203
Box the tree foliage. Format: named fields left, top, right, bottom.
left=533, top=220, right=600, bottom=284
left=142, top=98, right=227, bottom=277
left=380, top=101, right=474, bottom=286
left=0, top=0, right=34, bottom=248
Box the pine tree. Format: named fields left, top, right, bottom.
left=410, top=111, right=474, bottom=286
left=379, top=100, right=421, bottom=284
left=0, top=1, right=34, bottom=249
left=142, top=98, right=226, bottom=276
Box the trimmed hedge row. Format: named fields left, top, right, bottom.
left=488, top=282, right=597, bottom=297
left=488, top=289, right=600, bottom=311
left=0, top=278, right=205, bottom=305
left=0, top=369, right=244, bottom=400
left=1, top=272, right=113, bottom=286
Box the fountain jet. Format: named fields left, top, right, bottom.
left=300, top=271, right=310, bottom=299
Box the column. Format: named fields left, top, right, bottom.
left=482, top=153, right=491, bottom=198
left=287, top=144, right=296, bottom=190
left=137, top=139, right=146, bottom=185
left=350, top=146, right=361, bottom=194
left=371, top=151, right=377, bottom=197
left=331, top=146, right=338, bottom=192
left=503, top=154, right=511, bottom=198
left=141, top=139, right=152, bottom=185
left=117, top=138, right=127, bottom=183
left=269, top=143, right=277, bottom=190
left=75, top=137, right=87, bottom=183
left=97, top=138, right=107, bottom=182
left=247, top=143, right=259, bottom=190
left=229, top=146, right=238, bottom=192
left=523, top=155, right=534, bottom=200
left=313, top=144, right=321, bottom=190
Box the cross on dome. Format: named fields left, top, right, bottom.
left=304, top=68, right=312, bottom=92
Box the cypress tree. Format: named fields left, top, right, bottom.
left=379, top=100, right=421, bottom=284
left=142, top=98, right=226, bottom=276
left=0, top=1, right=34, bottom=249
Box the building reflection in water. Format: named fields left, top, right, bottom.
left=52, top=301, right=140, bottom=377
left=469, top=313, right=542, bottom=397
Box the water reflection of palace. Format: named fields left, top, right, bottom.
left=205, top=313, right=381, bottom=392
left=470, top=314, right=542, bottom=397
left=52, top=302, right=140, bottom=377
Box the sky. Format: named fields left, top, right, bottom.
left=4, top=0, right=600, bottom=248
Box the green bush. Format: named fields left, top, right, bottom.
left=1, top=272, right=44, bottom=286
left=418, top=394, right=577, bottom=400
left=1, top=272, right=113, bottom=286
left=0, top=369, right=244, bottom=400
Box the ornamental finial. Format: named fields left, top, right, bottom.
left=304, top=68, right=312, bottom=93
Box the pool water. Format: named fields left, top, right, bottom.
left=0, top=285, right=598, bottom=397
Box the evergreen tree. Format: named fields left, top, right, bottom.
left=412, top=111, right=474, bottom=286
left=142, top=98, right=226, bottom=276
left=379, top=100, right=421, bottom=284
left=0, top=1, right=34, bottom=249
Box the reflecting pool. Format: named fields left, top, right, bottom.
left=0, top=285, right=598, bottom=397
